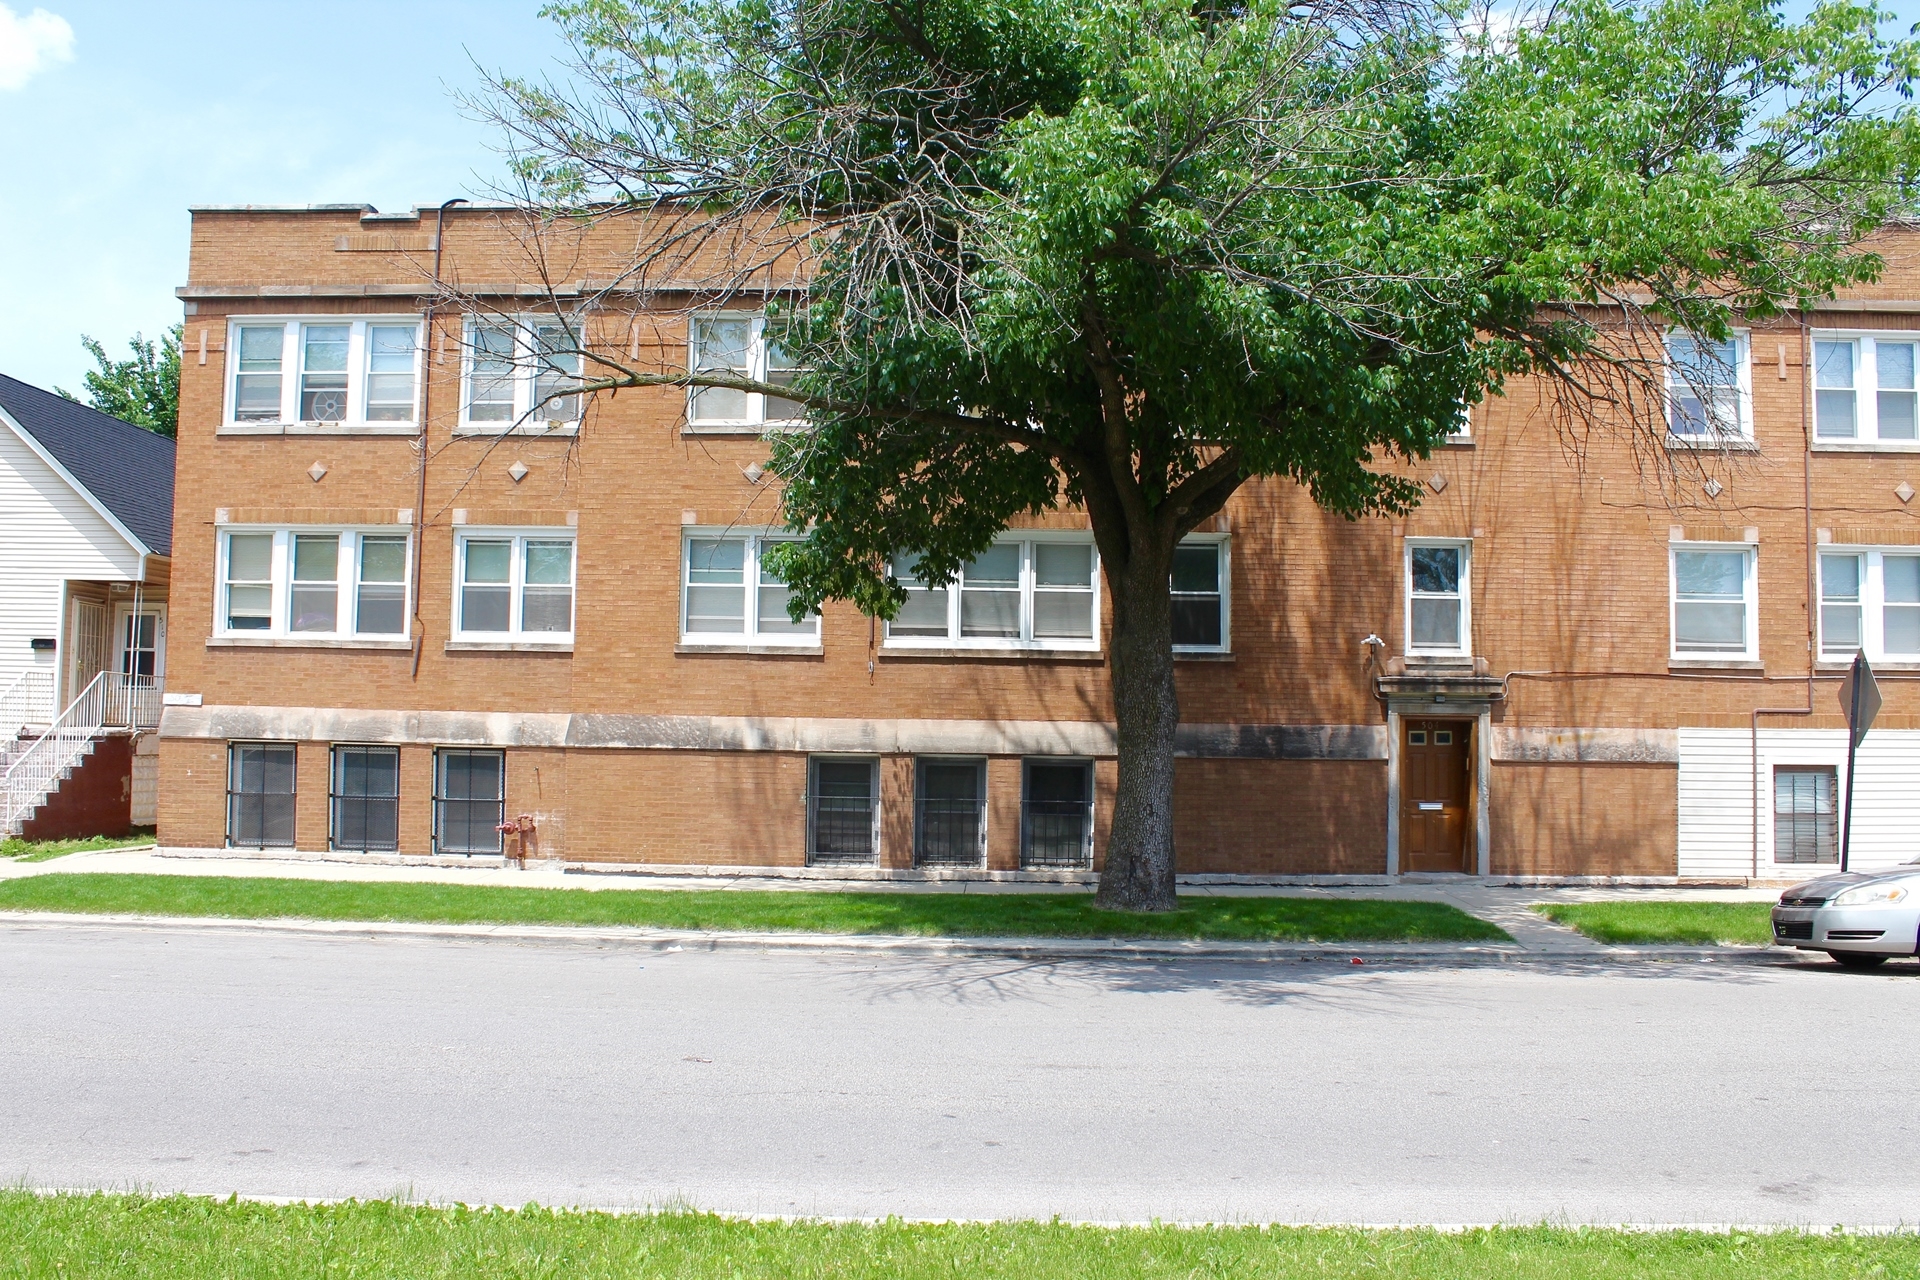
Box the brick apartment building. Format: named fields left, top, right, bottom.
left=152, top=204, right=1920, bottom=881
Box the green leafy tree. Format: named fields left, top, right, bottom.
left=478, top=0, right=1920, bottom=909
left=57, top=326, right=181, bottom=438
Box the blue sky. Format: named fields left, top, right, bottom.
left=3, top=0, right=1918, bottom=397
left=0, top=1, right=570, bottom=393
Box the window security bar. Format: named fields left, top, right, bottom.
left=1021, top=800, right=1094, bottom=870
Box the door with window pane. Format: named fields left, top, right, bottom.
left=808, top=758, right=877, bottom=865
left=916, top=759, right=986, bottom=867
left=333, top=746, right=400, bottom=852
left=435, top=749, right=504, bottom=854
left=1022, top=761, right=1093, bottom=869
left=229, top=743, right=296, bottom=848
left=1400, top=720, right=1470, bottom=873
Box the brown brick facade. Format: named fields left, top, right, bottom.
left=153, top=206, right=1920, bottom=878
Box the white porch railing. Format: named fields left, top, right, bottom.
left=0, top=670, right=56, bottom=747
left=2, top=671, right=109, bottom=837
left=103, top=674, right=164, bottom=730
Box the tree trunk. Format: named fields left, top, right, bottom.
left=1094, top=546, right=1181, bottom=911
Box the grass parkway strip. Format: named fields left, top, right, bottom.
left=0, top=1194, right=1914, bottom=1279
left=1534, top=902, right=1774, bottom=947
left=0, top=874, right=1509, bottom=943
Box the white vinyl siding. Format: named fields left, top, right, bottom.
left=0, top=415, right=148, bottom=699
left=1678, top=728, right=1920, bottom=878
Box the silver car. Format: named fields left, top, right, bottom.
left=1772, top=864, right=1920, bottom=969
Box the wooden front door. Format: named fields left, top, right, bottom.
left=1401, top=719, right=1471, bottom=873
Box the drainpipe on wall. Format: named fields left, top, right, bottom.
left=412, top=198, right=468, bottom=680
left=1749, top=310, right=1818, bottom=882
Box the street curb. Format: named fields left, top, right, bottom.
left=0, top=910, right=1800, bottom=965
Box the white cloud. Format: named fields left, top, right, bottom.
left=0, top=5, right=73, bottom=92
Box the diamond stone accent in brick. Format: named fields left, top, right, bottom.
left=508, top=461, right=530, bottom=483
left=1703, top=478, right=1723, bottom=498
left=1899, top=481, right=1915, bottom=504
left=306, top=462, right=327, bottom=483
left=1427, top=473, right=1448, bottom=493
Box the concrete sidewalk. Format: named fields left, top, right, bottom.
left=0, top=843, right=1792, bottom=962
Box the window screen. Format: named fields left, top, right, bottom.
left=1774, top=767, right=1838, bottom=865
left=435, top=749, right=504, bottom=855
left=332, top=746, right=400, bottom=853
left=229, top=743, right=296, bottom=848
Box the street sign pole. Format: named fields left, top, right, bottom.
left=1842, top=662, right=1860, bottom=872
left=1839, top=651, right=1882, bottom=873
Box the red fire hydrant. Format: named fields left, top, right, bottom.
left=496, top=813, right=538, bottom=866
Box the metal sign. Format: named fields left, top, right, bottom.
left=1838, top=652, right=1881, bottom=871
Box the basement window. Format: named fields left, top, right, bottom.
left=808, top=757, right=878, bottom=866
left=331, top=745, right=400, bottom=853
left=228, top=742, right=296, bottom=849
left=435, top=749, right=504, bottom=855
left=1774, top=766, right=1838, bottom=865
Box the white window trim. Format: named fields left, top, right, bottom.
left=1668, top=542, right=1758, bottom=663
left=678, top=529, right=822, bottom=646
left=456, top=317, right=585, bottom=436
left=1819, top=546, right=1920, bottom=664
left=883, top=533, right=1103, bottom=653
left=1172, top=533, right=1230, bottom=654
left=1404, top=537, right=1472, bottom=658
left=221, top=317, right=423, bottom=436
left=213, top=526, right=414, bottom=644
left=1809, top=331, right=1920, bottom=449
left=1664, top=330, right=1754, bottom=445
left=685, top=311, right=802, bottom=434
left=450, top=528, right=578, bottom=643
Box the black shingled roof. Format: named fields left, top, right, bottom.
left=0, top=373, right=174, bottom=557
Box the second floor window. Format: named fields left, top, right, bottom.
left=1813, top=334, right=1919, bottom=442
left=1671, top=546, right=1755, bottom=660
left=1406, top=540, right=1470, bottom=655
left=218, top=528, right=411, bottom=640
left=1820, top=550, right=1920, bottom=661
left=1666, top=334, right=1750, bottom=440
left=454, top=532, right=576, bottom=640
left=228, top=319, right=420, bottom=427
left=687, top=314, right=801, bottom=430
left=462, top=320, right=583, bottom=431
left=887, top=538, right=1099, bottom=650
left=1171, top=539, right=1227, bottom=650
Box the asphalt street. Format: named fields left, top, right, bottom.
left=3, top=919, right=1914, bottom=1226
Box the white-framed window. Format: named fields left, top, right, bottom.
left=216, top=528, right=413, bottom=640
left=885, top=536, right=1100, bottom=651
left=459, top=319, right=584, bottom=432
left=1172, top=536, right=1229, bottom=652
left=1670, top=544, right=1756, bottom=661
left=687, top=313, right=802, bottom=430
left=680, top=531, right=820, bottom=644
left=1811, top=333, right=1919, bottom=442
left=1666, top=332, right=1752, bottom=440
left=453, top=531, right=576, bottom=640
left=1405, top=539, right=1470, bottom=655
left=226, top=319, right=421, bottom=427
left=1819, top=549, right=1920, bottom=661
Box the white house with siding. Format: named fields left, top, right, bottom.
left=0, top=373, right=173, bottom=832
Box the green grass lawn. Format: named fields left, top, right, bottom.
left=0, top=828, right=156, bottom=863
left=0, top=1193, right=1911, bottom=1279
left=1535, top=901, right=1774, bottom=946
left=0, top=873, right=1508, bottom=943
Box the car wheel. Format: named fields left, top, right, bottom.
left=1829, top=952, right=1890, bottom=971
